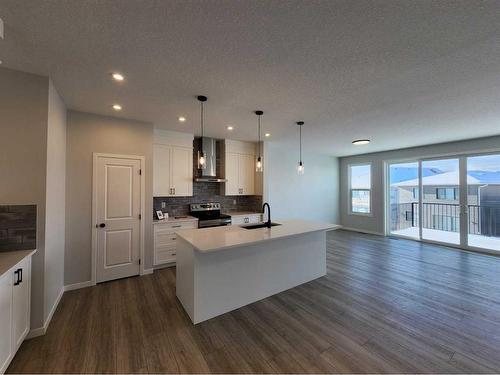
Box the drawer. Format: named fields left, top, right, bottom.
left=155, top=232, right=177, bottom=245
left=231, top=214, right=262, bottom=225
left=155, top=248, right=176, bottom=264
left=155, top=221, right=197, bottom=232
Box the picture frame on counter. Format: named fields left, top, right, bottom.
left=156, top=210, right=165, bottom=220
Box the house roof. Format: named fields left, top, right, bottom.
left=394, top=170, right=500, bottom=187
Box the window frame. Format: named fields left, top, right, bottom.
left=348, top=163, right=372, bottom=216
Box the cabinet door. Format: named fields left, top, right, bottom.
left=239, top=154, right=255, bottom=195
left=171, top=147, right=193, bottom=196
left=225, top=153, right=240, bottom=195
left=12, top=257, right=30, bottom=351
left=153, top=144, right=172, bottom=196
left=0, top=272, right=12, bottom=374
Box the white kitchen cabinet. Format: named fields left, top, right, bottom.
left=225, top=152, right=255, bottom=196
left=153, top=129, right=194, bottom=197
left=0, top=253, right=32, bottom=374
left=12, top=257, right=30, bottom=351
left=153, top=145, right=193, bottom=197
left=0, top=272, right=12, bottom=374
left=154, top=220, right=197, bottom=266
left=230, top=213, right=263, bottom=226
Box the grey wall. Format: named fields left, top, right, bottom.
left=44, top=81, right=66, bottom=321
left=0, top=67, right=48, bottom=329
left=340, top=135, right=500, bottom=234
left=264, top=142, right=339, bottom=224
left=65, top=111, right=154, bottom=285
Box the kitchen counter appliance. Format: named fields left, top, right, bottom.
left=190, top=203, right=231, bottom=228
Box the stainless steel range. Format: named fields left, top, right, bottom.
left=190, top=203, right=231, bottom=228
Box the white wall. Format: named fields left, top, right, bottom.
left=264, top=142, right=339, bottom=223
left=65, top=111, right=153, bottom=286
left=339, top=135, right=500, bottom=234
left=44, top=81, right=66, bottom=321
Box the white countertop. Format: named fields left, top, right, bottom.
left=0, top=249, right=36, bottom=277
left=153, top=215, right=198, bottom=224
left=176, top=219, right=340, bottom=253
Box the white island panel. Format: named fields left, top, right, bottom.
left=176, top=220, right=337, bottom=324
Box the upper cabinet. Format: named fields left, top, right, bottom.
left=224, top=140, right=260, bottom=196
left=153, top=130, right=193, bottom=197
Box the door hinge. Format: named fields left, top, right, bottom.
left=138, top=258, right=141, bottom=265
left=139, top=169, right=142, bottom=175
left=139, top=214, right=142, bottom=220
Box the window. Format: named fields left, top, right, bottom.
left=436, top=187, right=457, bottom=200
left=349, top=164, right=371, bottom=214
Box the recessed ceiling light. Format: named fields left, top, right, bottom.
left=352, top=139, right=370, bottom=145
left=112, top=104, right=122, bottom=111
left=111, top=72, right=125, bottom=82
left=227, top=126, right=234, bottom=131
left=178, top=116, right=186, bottom=122
left=265, top=133, right=271, bottom=137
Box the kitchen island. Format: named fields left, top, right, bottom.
left=175, top=219, right=339, bottom=324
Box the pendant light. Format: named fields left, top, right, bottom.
left=297, top=121, right=305, bottom=175
left=255, top=110, right=264, bottom=172
left=197, top=95, right=207, bottom=170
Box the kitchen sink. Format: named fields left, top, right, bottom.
left=242, top=222, right=282, bottom=230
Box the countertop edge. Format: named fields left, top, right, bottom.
left=0, top=249, right=36, bottom=277
left=177, top=222, right=341, bottom=253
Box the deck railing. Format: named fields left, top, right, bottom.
left=390, top=202, right=500, bottom=237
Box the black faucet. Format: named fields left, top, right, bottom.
left=262, top=202, right=271, bottom=228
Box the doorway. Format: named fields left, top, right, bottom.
left=92, top=153, right=145, bottom=283
left=387, top=153, right=500, bottom=253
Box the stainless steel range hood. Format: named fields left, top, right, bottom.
left=195, top=137, right=227, bottom=182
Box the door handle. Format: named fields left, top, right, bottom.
left=98, top=223, right=106, bottom=228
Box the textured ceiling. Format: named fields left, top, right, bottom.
left=1, top=0, right=500, bottom=156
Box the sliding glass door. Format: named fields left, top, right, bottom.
left=466, top=154, right=500, bottom=252
left=387, top=153, right=500, bottom=253
left=421, top=158, right=460, bottom=245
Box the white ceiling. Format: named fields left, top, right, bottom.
left=1, top=0, right=500, bottom=156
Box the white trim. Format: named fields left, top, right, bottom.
left=63, top=280, right=94, bottom=292
left=92, top=153, right=146, bottom=284
left=27, top=286, right=64, bottom=339
left=142, top=268, right=154, bottom=275
left=341, top=226, right=384, bottom=236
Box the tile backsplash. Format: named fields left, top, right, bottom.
left=0, top=205, right=37, bottom=251
left=154, top=182, right=262, bottom=218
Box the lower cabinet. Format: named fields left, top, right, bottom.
left=0, top=255, right=31, bottom=374
left=154, top=220, right=197, bottom=266
left=231, top=214, right=263, bottom=226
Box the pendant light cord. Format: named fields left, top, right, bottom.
left=299, top=124, right=302, bottom=163
left=200, top=101, right=204, bottom=150
left=258, top=114, right=261, bottom=158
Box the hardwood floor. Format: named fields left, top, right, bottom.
left=8, top=230, right=500, bottom=373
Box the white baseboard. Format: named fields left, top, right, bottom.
left=63, top=280, right=94, bottom=292
left=340, top=226, right=385, bottom=236
left=27, top=286, right=64, bottom=339
left=142, top=268, right=154, bottom=275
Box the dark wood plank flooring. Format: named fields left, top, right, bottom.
left=8, top=230, right=500, bottom=373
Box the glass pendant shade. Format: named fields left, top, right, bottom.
left=198, top=150, right=206, bottom=169
left=297, top=161, right=304, bottom=175
left=256, top=156, right=263, bottom=172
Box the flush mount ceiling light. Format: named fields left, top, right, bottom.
left=111, top=72, right=125, bottom=82
left=265, top=133, right=271, bottom=137
left=297, top=121, right=305, bottom=175
left=226, top=126, right=234, bottom=131
left=197, top=95, right=208, bottom=170
left=178, top=116, right=186, bottom=122
left=255, top=110, right=264, bottom=173
left=352, top=139, right=370, bottom=145
left=112, top=104, right=122, bottom=111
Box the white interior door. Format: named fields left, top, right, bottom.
left=95, top=155, right=142, bottom=283
left=171, top=147, right=192, bottom=196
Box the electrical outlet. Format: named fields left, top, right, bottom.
left=233, top=199, right=237, bottom=205
left=161, top=201, right=166, bottom=209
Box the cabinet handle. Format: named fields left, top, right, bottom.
left=173, top=187, right=176, bottom=195
left=14, top=268, right=22, bottom=286
left=172, top=224, right=182, bottom=228
left=171, top=237, right=176, bottom=240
